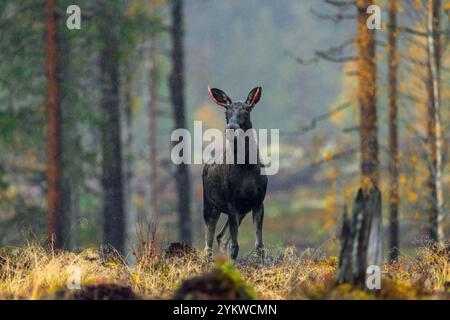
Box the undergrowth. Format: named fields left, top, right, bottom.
left=0, top=242, right=448, bottom=300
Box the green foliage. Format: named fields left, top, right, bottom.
left=215, top=258, right=257, bottom=299
left=173, top=257, right=257, bottom=300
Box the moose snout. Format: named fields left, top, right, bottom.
left=226, top=123, right=240, bottom=130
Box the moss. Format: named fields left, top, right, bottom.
left=173, top=258, right=256, bottom=300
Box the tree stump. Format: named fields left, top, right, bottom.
left=337, top=187, right=382, bottom=288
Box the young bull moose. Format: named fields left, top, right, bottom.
left=203, top=86, right=267, bottom=261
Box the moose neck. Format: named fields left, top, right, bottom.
left=227, top=128, right=259, bottom=168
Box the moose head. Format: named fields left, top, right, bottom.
left=207, top=86, right=262, bottom=132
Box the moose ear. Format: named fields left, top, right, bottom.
left=208, top=86, right=232, bottom=107
left=245, top=87, right=262, bottom=106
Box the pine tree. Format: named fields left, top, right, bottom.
left=169, top=0, right=192, bottom=244
left=44, top=0, right=63, bottom=249
left=338, top=0, right=382, bottom=288
left=99, top=2, right=125, bottom=254
left=388, top=0, right=400, bottom=262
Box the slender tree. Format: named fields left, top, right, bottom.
left=388, top=0, right=400, bottom=262
left=123, top=62, right=135, bottom=251
left=44, top=0, right=63, bottom=249
left=169, top=0, right=192, bottom=244
left=99, top=5, right=125, bottom=254
left=60, top=23, right=76, bottom=250
left=358, top=0, right=379, bottom=190
left=338, top=0, right=382, bottom=288
left=426, top=0, right=444, bottom=243
left=149, top=38, right=159, bottom=237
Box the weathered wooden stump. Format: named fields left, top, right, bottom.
left=337, top=187, right=382, bottom=288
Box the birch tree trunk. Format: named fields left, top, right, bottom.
left=426, top=0, right=444, bottom=243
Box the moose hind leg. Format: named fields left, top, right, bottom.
left=218, top=215, right=245, bottom=253
left=216, top=220, right=229, bottom=253
left=253, top=204, right=265, bottom=260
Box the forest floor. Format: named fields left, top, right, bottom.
left=0, top=242, right=448, bottom=300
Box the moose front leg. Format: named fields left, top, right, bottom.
left=228, top=210, right=240, bottom=261
left=253, top=204, right=265, bottom=261
left=204, top=200, right=220, bottom=256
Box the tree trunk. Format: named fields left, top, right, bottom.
left=169, top=0, right=192, bottom=245
left=44, top=0, right=62, bottom=249
left=60, top=25, right=78, bottom=251
left=100, top=16, right=125, bottom=254
left=358, top=0, right=378, bottom=189
left=149, top=38, right=159, bottom=238
left=123, top=64, right=136, bottom=253
left=338, top=188, right=382, bottom=286
left=388, top=0, right=399, bottom=262
left=426, top=0, right=444, bottom=243
left=338, top=0, right=382, bottom=288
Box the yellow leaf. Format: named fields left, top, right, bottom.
left=399, top=174, right=407, bottom=185
left=443, top=1, right=450, bottom=10
left=407, top=192, right=418, bottom=203
left=106, top=261, right=118, bottom=268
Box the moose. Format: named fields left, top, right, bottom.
left=203, top=86, right=267, bottom=261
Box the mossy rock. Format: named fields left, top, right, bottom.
left=173, top=260, right=256, bottom=300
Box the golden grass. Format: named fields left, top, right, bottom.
left=0, top=243, right=448, bottom=300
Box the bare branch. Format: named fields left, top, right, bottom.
left=310, top=7, right=354, bottom=23
left=324, top=0, right=356, bottom=8
left=313, top=38, right=357, bottom=63
left=284, top=50, right=319, bottom=65
left=283, top=102, right=352, bottom=136
left=315, top=50, right=357, bottom=63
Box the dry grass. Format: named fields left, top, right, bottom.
left=0, top=243, right=448, bottom=300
